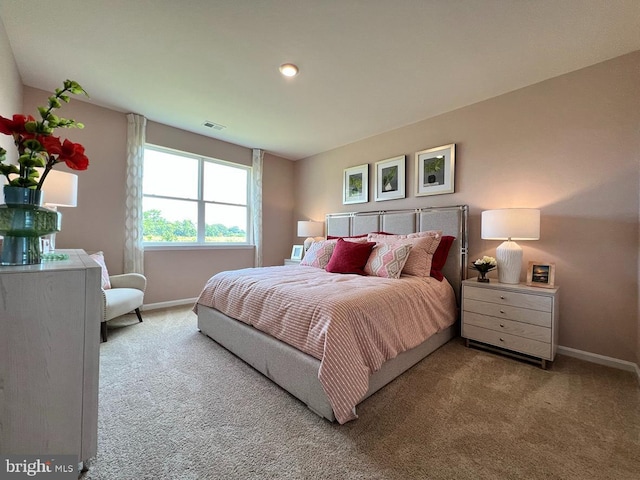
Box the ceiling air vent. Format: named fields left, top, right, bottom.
left=202, top=121, right=226, bottom=131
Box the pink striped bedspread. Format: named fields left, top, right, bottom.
left=195, top=265, right=457, bottom=423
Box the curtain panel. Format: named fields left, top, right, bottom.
left=252, top=149, right=264, bottom=267
left=124, top=113, right=146, bottom=274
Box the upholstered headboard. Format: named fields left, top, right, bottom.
left=326, top=205, right=468, bottom=304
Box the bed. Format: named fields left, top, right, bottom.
left=195, top=205, right=468, bottom=423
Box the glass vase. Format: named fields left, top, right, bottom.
left=477, top=270, right=490, bottom=283
left=0, top=186, right=61, bottom=265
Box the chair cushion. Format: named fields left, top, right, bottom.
left=104, top=288, right=144, bottom=321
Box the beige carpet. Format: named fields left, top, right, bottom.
left=83, top=306, right=640, bottom=480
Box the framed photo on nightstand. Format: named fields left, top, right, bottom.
left=291, top=245, right=304, bottom=261
left=526, top=261, right=556, bottom=288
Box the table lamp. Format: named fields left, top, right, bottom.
left=297, top=220, right=324, bottom=252
left=481, top=208, right=540, bottom=284
left=41, top=170, right=78, bottom=251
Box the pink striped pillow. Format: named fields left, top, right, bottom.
left=300, top=240, right=336, bottom=269
left=364, top=242, right=413, bottom=279
left=368, top=231, right=442, bottom=277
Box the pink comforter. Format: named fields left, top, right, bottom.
left=195, top=265, right=457, bottom=423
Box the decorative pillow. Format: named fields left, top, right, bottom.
left=325, top=238, right=376, bottom=275
left=90, top=251, right=111, bottom=289
left=368, top=231, right=442, bottom=277
left=430, top=235, right=455, bottom=281
left=364, top=242, right=413, bottom=279
left=300, top=240, right=336, bottom=269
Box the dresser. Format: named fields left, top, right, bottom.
left=0, top=249, right=101, bottom=468
left=461, top=279, right=559, bottom=369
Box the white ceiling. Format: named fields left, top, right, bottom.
left=1, top=1, right=639, bottom=161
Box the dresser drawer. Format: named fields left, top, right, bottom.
left=463, top=298, right=552, bottom=328
left=463, top=312, right=551, bottom=343
left=464, top=286, right=552, bottom=312
left=462, top=324, right=552, bottom=360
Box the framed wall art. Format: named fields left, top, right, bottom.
left=374, top=155, right=405, bottom=201
left=526, top=261, right=556, bottom=288
left=343, top=164, right=368, bottom=204
left=415, top=143, right=455, bottom=196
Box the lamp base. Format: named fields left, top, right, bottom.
left=496, top=240, right=522, bottom=284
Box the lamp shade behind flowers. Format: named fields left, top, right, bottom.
left=0, top=80, right=89, bottom=265
left=470, top=256, right=497, bottom=283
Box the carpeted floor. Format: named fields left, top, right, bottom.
left=83, top=306, right=640, bottom=480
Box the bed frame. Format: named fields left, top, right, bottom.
left=197, top=205, right=468, bottom=421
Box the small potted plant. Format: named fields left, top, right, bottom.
left=0, top=80, right=89, bottom=265
left=470, top=256, right=497, bottom=283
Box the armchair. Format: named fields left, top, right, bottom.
left=101, top=273, right=147, bottom=342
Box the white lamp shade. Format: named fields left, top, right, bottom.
left=481, top=209, right=540, bottom=240
left=40, top=170, right=78, bottom=207
left=297, top=221, right=324, bottom=238
left=481, top=208, right=540, bottom=284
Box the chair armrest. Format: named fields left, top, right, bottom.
left=109, top=273, right=147, bottom=292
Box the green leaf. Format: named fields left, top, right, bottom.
left=0, top=164, right=19, bottom=175
left=23, top=139, right=43, bottom=151
left=11, top=177, right=38, bottom=188
left=48, top=96, right=62, bottom=109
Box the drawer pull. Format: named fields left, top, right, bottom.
left=500, top=296, right=505, bottom=300
left=500, top=310, right=505, bottom=314
left=499, top=338, right=504, bottom=342
left=500, top=324, right=504, bottom=328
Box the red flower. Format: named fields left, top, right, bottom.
left=39, top=135, right=62, bottom=156
left=59, top=139, right=89, bottom=170
left=0, top=114, right=36, bottom=136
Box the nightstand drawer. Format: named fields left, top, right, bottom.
left=463, top=312, right=551, bottom=343
left=463, top=299, right=552, bottom=328
left=464, top=286, right=552, bottom=312
left=462, top=324, right=552, bottom=360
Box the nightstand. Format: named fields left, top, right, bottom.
left=461, top=279, right=559, bottom=369
left=284, top=258, right=301, bottom=266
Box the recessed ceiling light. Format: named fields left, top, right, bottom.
left=279, top=63, right=299, bottom=77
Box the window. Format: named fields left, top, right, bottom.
left=142, top=145, right=251, bottom=245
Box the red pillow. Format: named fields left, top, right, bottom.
left=325, top=238, right=376, bottom=275
left=430, top=235, right=455, bottom=281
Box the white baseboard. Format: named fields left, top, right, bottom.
left=142, top=297, right=198, bottom=311
left=558, top=345, right=640, bottom=384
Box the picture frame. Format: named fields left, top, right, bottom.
left=526, top=261, right=556, bottom=288
left=374, top=155, right=405, bottom=201
left=415, top=143, right=455, bottom=196
left=343, top=164, right=368, bottom=204
left=290, top=245, right=304, bottom=261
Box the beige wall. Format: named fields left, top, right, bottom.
left=0, top=17, right=22, bottom=160
left=21, top=87, right=295, bottom=305
left=294, top=52, right=640, bottom=363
